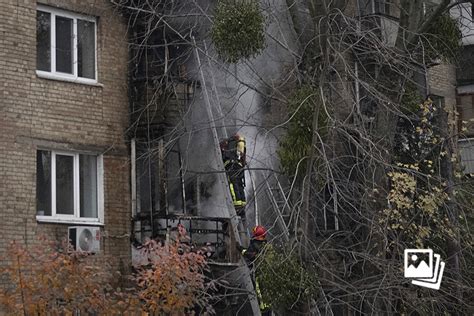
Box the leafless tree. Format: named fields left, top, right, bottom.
left=111, top=0, right=473, bottom=314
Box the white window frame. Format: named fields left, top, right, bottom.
left=36, top=150, right=104, bottom=225
left=36, top=5, right=98, bottom=85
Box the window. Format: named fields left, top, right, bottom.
left=471, top=3, right=474, bottom=22
left=374, top=0, right=390, bottom=15
left=36, top=150, right=103, bottom=224
left=359, top=0, right=390, bottom=16
left=36, top=5, right=97, bottom=83
left=459, top=139, right=474, bottom=174
left=457, top=94, right=474, bottom=135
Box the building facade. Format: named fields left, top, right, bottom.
left=451, top=2, right=474, bottom=173
left=0, top=0, right=131, bottom=276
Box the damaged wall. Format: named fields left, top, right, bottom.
left=176, top=0, right=300, bottom=232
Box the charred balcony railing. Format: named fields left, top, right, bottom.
left=131, top=214, right=240, bottom=264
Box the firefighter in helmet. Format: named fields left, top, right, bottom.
left=220, top=134, right=246, bottom=215
left=241, top=225, right=271, bottom=313
left=242, top=225, right=267, bottom=263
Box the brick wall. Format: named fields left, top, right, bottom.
left=0, top=0, right=131, bottom=283
left=428, top=63, right=458, bottom=136
left=429, top=63, right=457, bottom=105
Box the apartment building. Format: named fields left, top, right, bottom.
left=0, top=0, right=131, bottom=274
left=452, top=3, right=474, bottom=173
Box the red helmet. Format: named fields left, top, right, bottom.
left=252, top=225, right=267, bottom=240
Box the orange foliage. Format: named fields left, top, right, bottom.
left=0, top=236, right=124, bottom=315
left=0, top=231, right=213, bottom=315
left=133, top=225, right=213, bottom=315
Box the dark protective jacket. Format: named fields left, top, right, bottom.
left=221, top=136, right=247, bottom=206
left=241, top=239, right=271, bottom=312
left=243, top=238, right=267, bottom=262
left=224, top=159, right=246, bottom=205
left=221, top=136, right=246, bottom=166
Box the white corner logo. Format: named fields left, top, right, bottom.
left=404, top=249, right=445, bottom=290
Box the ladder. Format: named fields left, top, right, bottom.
left=193, top=37, right=261, bottom=316
left=264, top=172, right=290, bottom=242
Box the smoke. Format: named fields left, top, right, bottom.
left=171, top=0, right=298, bottom=231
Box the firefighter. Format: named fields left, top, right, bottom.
left=241, top=226, right=271, bottom=313
left=220, top=134, right=246, bottom=215
left=242, top=225, right=267, bottom=263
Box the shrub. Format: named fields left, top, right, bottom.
left=0, top=230, right=213, bottom=315
left=423, top=13, right=461, bottom=62
left=0, top=237, right=118, bottom=315
left=257, top=245, right=317, bottom=311
left=278, top=85, right=328, bottom=177
left=211, top=0, right=266, bottom=63
left=132, top=225, right=213, bottom=314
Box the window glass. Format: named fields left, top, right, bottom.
left=36, top=11, right=51, bottom=72
left=459, top=140, right=474, bottom=174
left=375, top=0, right=390, bottom=14
left=36, top=150, right=101, bottom=220
left=56, top=16, right=73, bottom=74
left=471, top=3, right=474, bottom=22
left=36, top=151, right=52, bottom=216
left=80, top=154, right=98, bottom=218
left=56, top=154, right=74, bottom=215
left=78, top=19, right=96, bottom=79
left=458, top=95, right=474, bottom=135
left=358, top=0, right=390, bottom=15
left=137, top=155, right=155, bottom=214
left=37, top=7, right=97, bottom=81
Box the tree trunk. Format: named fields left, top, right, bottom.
left=439, top=100, right=462, bottom=315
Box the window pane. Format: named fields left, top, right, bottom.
left=56, top=16, right=73, bottom=74
left=137, top=154, right=159, bottom=215
left=37, top=11, right=51, bottom=71
left=80, top=155, right=98, bottom=218
left=78, top=20, right=96, bottom=79
left=56, top=155, right=74, bottom=215
left=36, top=151, right=51, bottom=216
left=460, top=140, right=474, bottom=174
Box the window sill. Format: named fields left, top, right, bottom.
left=36, top=71, right=103, bottom=87
left=36, top=216, right=104, bottom=226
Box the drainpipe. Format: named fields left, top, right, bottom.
left=178, top=149, right=186, bottom=214
left=131, top=138, right=137, bottom=217
left=131, top=138, right=140, bottom=243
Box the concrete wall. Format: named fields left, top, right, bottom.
left=0, top=0, right=131, bottom=281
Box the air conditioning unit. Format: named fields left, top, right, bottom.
left=68, top=226, right=101, bottom=253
